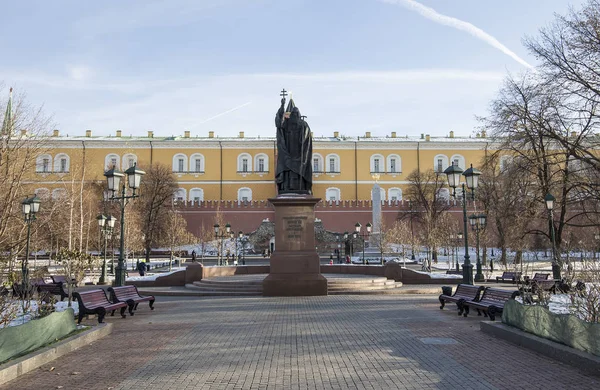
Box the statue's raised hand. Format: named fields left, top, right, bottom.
left=281, top=97, right=286, bottom=105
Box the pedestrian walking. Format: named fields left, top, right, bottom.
left=137, top=261, right=146, bottom=276
left=191, top=250, right=197, bottom=263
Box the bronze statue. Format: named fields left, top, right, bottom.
left=275, top=89, right=313, bottom=195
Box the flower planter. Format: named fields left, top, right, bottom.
left=502, top=300, right=600, bottom=357
left=0, top=308, right=76, bottom=364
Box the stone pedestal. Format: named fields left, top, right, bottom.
left=263, top=195, right=327, bottom=296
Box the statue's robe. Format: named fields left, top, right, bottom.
left=275, top=104, right=313, bottom=194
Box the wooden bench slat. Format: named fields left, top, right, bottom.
left=108, top=285, right=155, bottom=316
left=461, top=287, right=518, bottom=321
left=438, top=284, right=484, bottom=315
left=73, top=289, right=127, bottom=324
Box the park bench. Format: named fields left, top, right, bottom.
left=524, top=273, right=550, bottom=283
left=462, top=288, right=519, bottom=321
left=11, top=282, right=36, bottom=298
left=495, top=271, right=522, bottom=284
left=439, top=284, right=485, bottom=315
left=51, top=275, right=77, bottom=287
left=72, top=289, right=127, bottom=324
left=107, top=285, right=155, bottom=316
left=37, top=281, right=69, bottom=301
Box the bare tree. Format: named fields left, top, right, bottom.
left=405, top=169, right=452, bottom=271
left=135, top=163, right=178, bottom=262
left=0, top=87, right=51, bottom=285
left=164, top=205, right=195, bottom=270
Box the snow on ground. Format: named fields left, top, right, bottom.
left=1, top=300, right=79, bottom=328
left=412, top=270, right=462, bottom=279
left=126, top=267, right=185, bottom=281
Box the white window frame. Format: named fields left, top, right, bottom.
left=172, top=153, right=188, bottom=173
left=325, top=187, right=341, bottom=202
left=237, top=153, right=253, bottom=173
left=36, top=154, right=53, bottom=173
left=174, top=188, right=186, bottom=203
left=499, top=155, right=512, bottom=172
left=122, top=153, right=137, bottom=169
left=35, top=188, right=50, bottom=200
left=312, top=153, right=324, bottom=173
left=388, top=188, right=402, bottom=203
left=370, top=154, right=385, bottom=173
left=189, top=153, right=205, bottom=173
left=325, top=154, right=340, bottom=173
left=238, top=187, right=252, bottom=203
left=254, top=153, right=269, bottom=173
left=190, top=188, right=204, bottom=204
left=433, top=154, right=449, bottom=173
left=387, top=154, right=401, bottom=173
left=450, top=154, right=465, bottom=170
left=54, top=153, right=70, bottom=173
left=105, top=153, right=120, bottom=170
left=437, top=188, right=450, bottom=201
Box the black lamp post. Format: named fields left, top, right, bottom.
left=230, top=230, right=244, bottom=266
left=104, top=163, right=145, bottom=287
left=21, top=195, right=41, bottom=298
left=343, top=231, right=355, bottom=261
left=408, top=200, right=416, bottom=260
left=444, top=163, right=482, bottom=285
left=213, top=223, right=231, bottom=266
left=97, top=214, right=116, bottom=285
left=354, top=222, right=372, bottom=265
left=237, top=231, right=246, bottom=265
left=469, top=213, right=487, bottom=282
left=456, top=232, right=463, bottom=273
left=544, top=193, right=561, bottom=280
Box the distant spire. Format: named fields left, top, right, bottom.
left=1, top=87, right=13, bottom=136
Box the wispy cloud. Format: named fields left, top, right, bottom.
left=190, top=101, right=253, bottom=128
left=21, top=67, right=500, bottom=138
left=380, top=0, right=533, bottom=69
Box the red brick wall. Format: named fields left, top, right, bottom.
left=178, top=199, right=478, bottom=236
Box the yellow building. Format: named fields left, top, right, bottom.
left=24, top=129, right=494, bottom=203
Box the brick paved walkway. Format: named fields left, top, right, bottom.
left=2, top=295, right=598, bottom=390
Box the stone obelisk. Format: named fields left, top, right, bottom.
left=263, top=90, right=327, bottom=296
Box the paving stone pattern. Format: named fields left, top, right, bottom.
left=1, top=296, right=598, bottom=390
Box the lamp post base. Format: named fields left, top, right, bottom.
left=114, top=263, right=126, bottom=287
left=462, top=263, right=474, bottom=285
left=474, top=261, right=485, bottom=282
left=551, top=263, right=561, bottom=281
left=99, top=258, right=108, bottom=285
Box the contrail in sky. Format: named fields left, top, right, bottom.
left=380, top=0, right=533, bottom=69
left=191, top=101, right=253, bottom=128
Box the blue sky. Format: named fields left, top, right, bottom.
left=0, top=0, right=584, bottom=138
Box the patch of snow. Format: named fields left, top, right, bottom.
left=126, top=267, right=185, bottom=281
left=412, top=270, right=462, bottom=279
left=1, top=300, right=79, bottom=328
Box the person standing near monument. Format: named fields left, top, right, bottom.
left=275, top=90, right=313, bottom=195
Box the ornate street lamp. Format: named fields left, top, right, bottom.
left=97, top=214, right=116, bottom=284
left=456, top=232, right=463, bottom=273
left=104, top=163, right=145, bottom=286
left=544, top=193, right=560, bottom=280
left=469, top=213, right=487, bottom=282
left=21, top=195, right=41, bottom=298
left=354, top=222, right=372, bottom=264
left=214, top=223, right=231, bottom=265
left=444, top=163, right=481, bottom=284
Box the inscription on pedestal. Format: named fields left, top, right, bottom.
left=283, top=216, right=307, bottom=240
